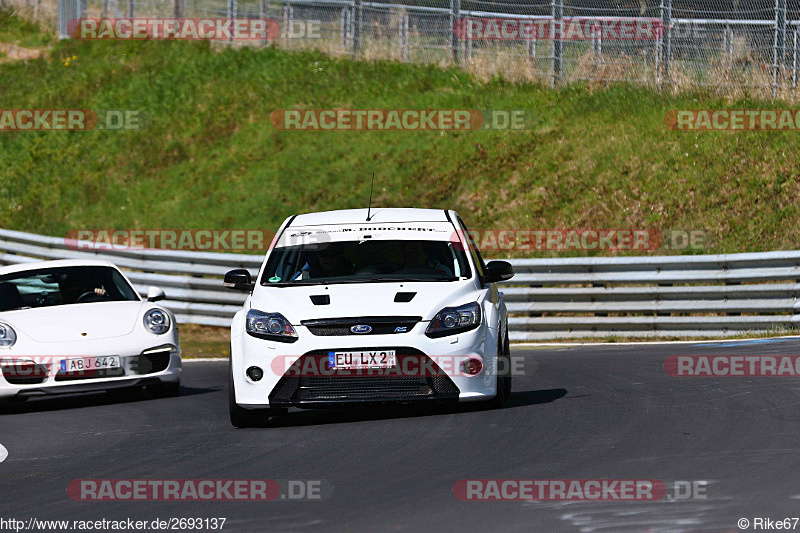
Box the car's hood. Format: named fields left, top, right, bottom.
left=250, top=281, right=481, bottom=324
left=0, top=301, right=144, bottom=343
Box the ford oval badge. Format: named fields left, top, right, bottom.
left=350, top=324, right=372, bottom=334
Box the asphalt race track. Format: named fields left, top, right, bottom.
left=3, top=339, right=800, bottom=532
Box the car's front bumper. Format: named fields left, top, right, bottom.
left=0, top=349, right=181, bottom=399
left=231, top=317, right=500, bottom=409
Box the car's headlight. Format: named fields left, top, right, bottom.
left=425, top=302, right=481, bottom=338
left=246, top=309, right=298, bottom=343
left=0, top=322, right=17, bottom=348
left=143, top=309, right=171, bottom=335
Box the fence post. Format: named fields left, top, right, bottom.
left=227, top=0, right=236, bottom=43
left=353, top=0, right=361, bottom=53
left=398, top=10, right=408, bottom=61
left=451, top=0, right=460, bottom=65
left=793, top=29, right=797, bottom=89
left=551, top=0, right=562, bottom=87
left=526, top=19, right=536, bottom=66
left=776, top=0, right=786, bottom=64
left=773, top=0, right=779, bottom=97
left=594, top=20, right=602, bottom=69
left=258, top=0, right=268, bottom=45
left=173, top=0, right=183, bottom=19
left=58, top=0, right=80, bottom=38
left=128, top=0, right=134, bottom=18
left=340, top=7, right=347, bottom=50
left=660, top=0, right=671, bottom=85
left=465, top=12, right=472, bottom=63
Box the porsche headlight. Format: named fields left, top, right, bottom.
left=246, top=309, right=298, bottom=343
left=0, top=322, right=16, bottom=348
left=143, top=309, right=171, bottom=335
left=425, top=302, right=481, bottom=338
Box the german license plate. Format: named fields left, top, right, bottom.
left=329, top=350, right=396, bottom=370
left=60, top=356, right=121, bottom=372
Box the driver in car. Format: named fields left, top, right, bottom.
left=291, top=243, right=354, bottom=280
left=401, top=241, right=452, bottom=276
left=58, top=273, right=107, bottom=303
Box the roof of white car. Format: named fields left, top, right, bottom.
left=0, top=259, right=118, bottom=277
left=290, top=208, right=451, bottom=227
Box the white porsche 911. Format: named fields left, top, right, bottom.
left=0, top=259, right=181, bottom=406
left=225, top=208, right=514, bottom=427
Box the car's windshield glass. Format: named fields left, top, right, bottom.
left=0, top=266, right=139, bottom=311
left=260, top=239, right=472, bottom=285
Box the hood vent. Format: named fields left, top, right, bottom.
left=394, top=292, right=416, bottom=303
left=310, top=295, right=330, bottom=305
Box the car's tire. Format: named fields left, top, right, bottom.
left=228, top=363, right=286, bottom=428
left=0, top=396, right=27, bottom=413
left=491, top=330, right=512, bottom=408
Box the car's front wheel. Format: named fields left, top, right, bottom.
left=228, top=362, right=286, bottom=428
left=492, top=330, right=512, bottom=407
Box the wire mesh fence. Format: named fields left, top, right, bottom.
left=6, top=0, right=800, bottom=97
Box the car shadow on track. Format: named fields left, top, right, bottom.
left=255, top=388, right=568, bottom=428
left=0, top=385, right=217, bottom=415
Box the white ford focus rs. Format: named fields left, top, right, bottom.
left=225, top=208, right=514, bottom=427
left=0, top=259, right=181, bottom=406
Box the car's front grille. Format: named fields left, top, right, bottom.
left=1, top=362, right=48, bottom=385
left=297, top=375, right=431, bottom=401
left=269, top=348, right=460, bottom=405
left=302, top=316, right=422, bottom=336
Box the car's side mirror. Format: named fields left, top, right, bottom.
left=482, top=261, right=514, bottom=284
left=224, top=269, right=255, bottom=292
left=146, top=286, right=166, bottom=302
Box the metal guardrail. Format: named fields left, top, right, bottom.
left=1, top=228, right=798, bottom=340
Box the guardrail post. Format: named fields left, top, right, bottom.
left=551, top=0, right=562, bottom=87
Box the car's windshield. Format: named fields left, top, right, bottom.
left=260, top=239, right=472, bottom=285
left=0, top=266, right=140, bottom=312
